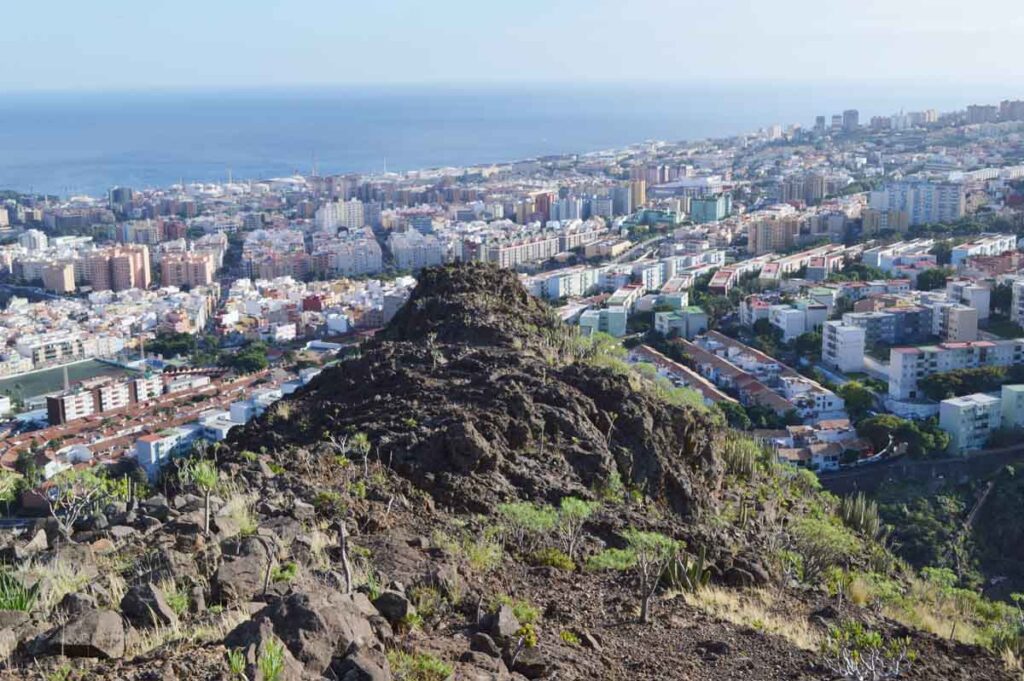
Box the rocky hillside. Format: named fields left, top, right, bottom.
left=0, top=263, right=1015, bottom=681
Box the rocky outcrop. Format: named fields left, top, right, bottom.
left=231, top=263, right=722, bottom=519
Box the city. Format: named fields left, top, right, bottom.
left=3, top=97, right=1024, bottom=486
left=4, top=75, right=1024, bottom=679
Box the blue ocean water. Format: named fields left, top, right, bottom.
left=0, top=82, right=1013, bottom=197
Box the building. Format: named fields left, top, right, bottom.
left=931, top=302, right=978, bottom=342
left=161, top=253, right=215, bottom=288
left=19, top=229, right=48, bottom=252
left=578, top=306, right=627, bottom=338
left=689, top=193, right=732, bottom=224
left=654, top=307, right=708, bottom=340
left=950, top=235, right=1017, bottom=267
left=966, top=104, right=999, bottom=125
left=822, top=321, right=866, bottom=373
left=945, top=278, right=991, bottom=320
left=842, top=109, right=860, bottom=132
left=939, top=393, right=1001, bottom=454
left=869, top=181, right=965, bottom=227
left=1002, top=384, right=1024, bottom=430
left=41, top=262, right=76, bottom=294
left=747, top=215, right=801, bottom=254
left=46, top=389, right=97, bottom=425
left=889, top=339, right=1024, bottom=400
left=387, top=230, right=445, bottom=271
left=83, top=245, right=152, bottom=291
left=134, top=425, right=203, bottom=480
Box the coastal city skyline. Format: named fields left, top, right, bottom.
left=5, top=3, right=1024, bottom=678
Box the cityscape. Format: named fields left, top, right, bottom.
left=5, top=1, right=1024, bottom=676
left=4, top=98, right=1024, bottom=482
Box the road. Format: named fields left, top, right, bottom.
left=611, top=235, right=667, bottom=264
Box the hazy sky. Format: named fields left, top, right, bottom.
left=2, top=0, right=1021, bottom=91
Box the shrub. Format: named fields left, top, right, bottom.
left=496, top=502, right=558, bottom=553
left=820, top=620, right=916, bottom=679
left=530, top=547, right=576, bottom=571
left=226, top=648, right=247, bottom=679
left=663, top=546, right=711, bottom=592
left=588, top=529, right=681, bottom=623
left=557, top=496, right=598, bottom=560
left=838, top=492, right=883, bottom=539
left=721, top=437, right=763, bottom=479
left=271, top=561, right=299, bottom=583
left=560, top=629, right=581, bottom=645
left=258, top=639, right=286, bottom=681
left=790, top=517, right=861, bottom=583
left=387, top=650, right=453, bottom=681
left=494, top=595, right=540, bottom=625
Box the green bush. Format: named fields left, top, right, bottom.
left=530, top=547, right=576, bottom=571
left=387, top=650, right=453, bottom=681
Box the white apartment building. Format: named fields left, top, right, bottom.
left=945, top=278, right=991, bottom=321
left=387, top=230, right=445, bottom=272
left=1012, top=279, right=1024, bottom=324
left=19, top=229, right=48, bottom=252
left=1003, top=384, right=1024, bottom=430
left=889, top=339, right=1024, bottom=400
left=822, top=321, right=866, bottom=373
left=769, top=305, right=806, bottom=341
left=870, top=181, right=965, bottom=226
left=939, top=393, right=1001, bottom=454
left=930, top=303, right=978, bottom=342
left=524, top=266, right=604, bottom=300
left=951, top=235, right=1017, bottom=267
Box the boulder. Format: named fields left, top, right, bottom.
left=485, top=605, right=520, bottom=641
left=46, top=609, right=125, bottom=659
left=0, top=628, right=15, bottom=661
left=213, top=554, right=267, bottom=604
left=372, top=591, right=414, bottom=623
left=509, top=646, right=549, bottom=679
left=331, top=648, right=392, bottom=681
left=471, top=632, right=502, bottom=658
left=57, top=592, right=97, bottom=618
left=233, top=589, right=377, bottom=675
left=120, top=583, right=179, bottom=628
left=227, top=619, right=305, bottom=681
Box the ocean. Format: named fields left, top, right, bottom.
left=0, top=81, right=1014, bottom=197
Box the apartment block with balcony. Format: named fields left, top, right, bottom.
left=822, top=321, right=865, bottom=373
left=939, top=393, right=1001, bottom=454
left=888, top=339, right=1024, bottom=400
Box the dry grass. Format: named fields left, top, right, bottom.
left=126, top=606, right=249, bottom=658
left=682, top=586, right=822, bottom=651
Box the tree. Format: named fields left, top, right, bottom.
left=221, top=341, right=269, bottom=374
left=0, top=469, right=20, bottom=515
left=557, top=497, right=598, bottom=561
left=837, top=381, right=875, bottom=423
left=930, top=240, right=954, bottom=266
left=716, top=400, right=752, bottom=430
left=180, top=459, right=219, bottom=535
left=918, top=366, right=1005, bottom=401
left=857, top=414, right=950, bottom=458
left=915, top=268, right=953, bottom=292
left=793, top=331, right=823, bottom=360
left=588, top=529, right=681, bottom=623
left=991, top=281, right=1014, bottom=317
left=45, top=469, right=125, bottom=538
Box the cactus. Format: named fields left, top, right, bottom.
left=838, top=492, right=882, bottom=539
left=665, top=545, right=712, bottom=592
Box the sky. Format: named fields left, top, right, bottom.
left=1, top=0, right=1022, bottom=91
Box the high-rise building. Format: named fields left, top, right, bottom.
left=84, top=245, right=151, bottom=291
left=19, top=229, right=48, bottom=252
left=161, top=252, right=216, bottom=288
left=966, top=104, right=999, bottom=124
left=814, top=116, right=827, bottom=133
left=869, top=181, right=965, bottom=226
left=41, top=262, right=76, bottom=294
left=746, top=215, right=801, bottom=254
left=610, top=186, right=633, bottom=216
left=630, top=180, right=646, bottom=209
left=842, top=109, right=859, bottom=131
left=689, top=193, right=732, bottom=224
left=1000, top=100, right=1024, bottom=122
